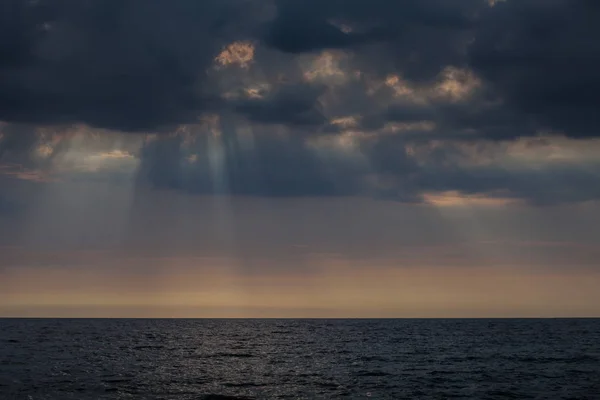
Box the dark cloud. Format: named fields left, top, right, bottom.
left=262, top=0, right=481, bottom=81
left=0, top=124, right=39, bottom=161
left=261, top=12, right=377, bottom=54
left=432, top=97, right=538, bottom=142
left=1, top=0, right=600, bottom=205
left=0, top=0, right=263, bottom=131
left=1, top=0, right=598, bottom=141
left=0, top=0, right=484, bottom=131
left=352, top=94, right=535, bottom=143
left=260, top=0, right=600, bottom=141
left=367, top=102, right=437, bottom=132
left=0, top=0, right=53, bottom=68
left=234, top=84, right=327, bottom=126
left=413, top=162, right=600, bottom=206
left=469, top=0, right=600, bottom=139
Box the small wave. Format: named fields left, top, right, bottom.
left=486, top=390, right=523, bottom=399
left=132, top=345, right=164, bottom=350
left=211, top=352, right=254, bottom=358
left=355, top=370, right=392, bottom=377
left=297, top=372, right=320, bottom=378
left=511, top=355, right=599, bottom=364
left=565, top=355, right=599, bottom=363
left=358, top=355, right=389, bottom=362
left=102, top=378, right=131, bottom=384
left=223, top=382, right=263, bottom=388
left=429, top=370, right=459, bottom=375
left=200, top=395, right=256, bottom=400
left=444, top=355, right=484, bottom=362
left=315, top=381, right=342, bottom=389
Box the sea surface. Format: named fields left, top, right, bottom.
left=0, top=319, right=599, bottom=399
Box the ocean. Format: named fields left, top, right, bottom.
left=1, top=319, right=598, bottom=399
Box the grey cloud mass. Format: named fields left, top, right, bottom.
left=1, top=0, right=600, bottom=205
left=0, top=0, right=596, bottom=137
left=262, top=0, right=480, bottom=81
left=234, top=84, right=327, bottom=126
left=469, top=0, right=600, bottom=139
left=0, top=0, right=264, bottom=131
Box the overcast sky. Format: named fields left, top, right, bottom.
left=1, top=0, right=599, bottom=317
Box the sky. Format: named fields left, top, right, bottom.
left=1, top=0, right=600, bottom=318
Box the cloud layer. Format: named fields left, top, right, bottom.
left=1, top=0, right=600, bottom=204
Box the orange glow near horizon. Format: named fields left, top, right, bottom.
left=2, top=262, right=599, bottom=318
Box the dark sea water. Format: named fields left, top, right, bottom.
left=0, top=319, right=599, bottom=399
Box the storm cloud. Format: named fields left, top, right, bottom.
left=1, top=0, right=600, bottom=205
left=0, top=0, right=265, bottom=130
